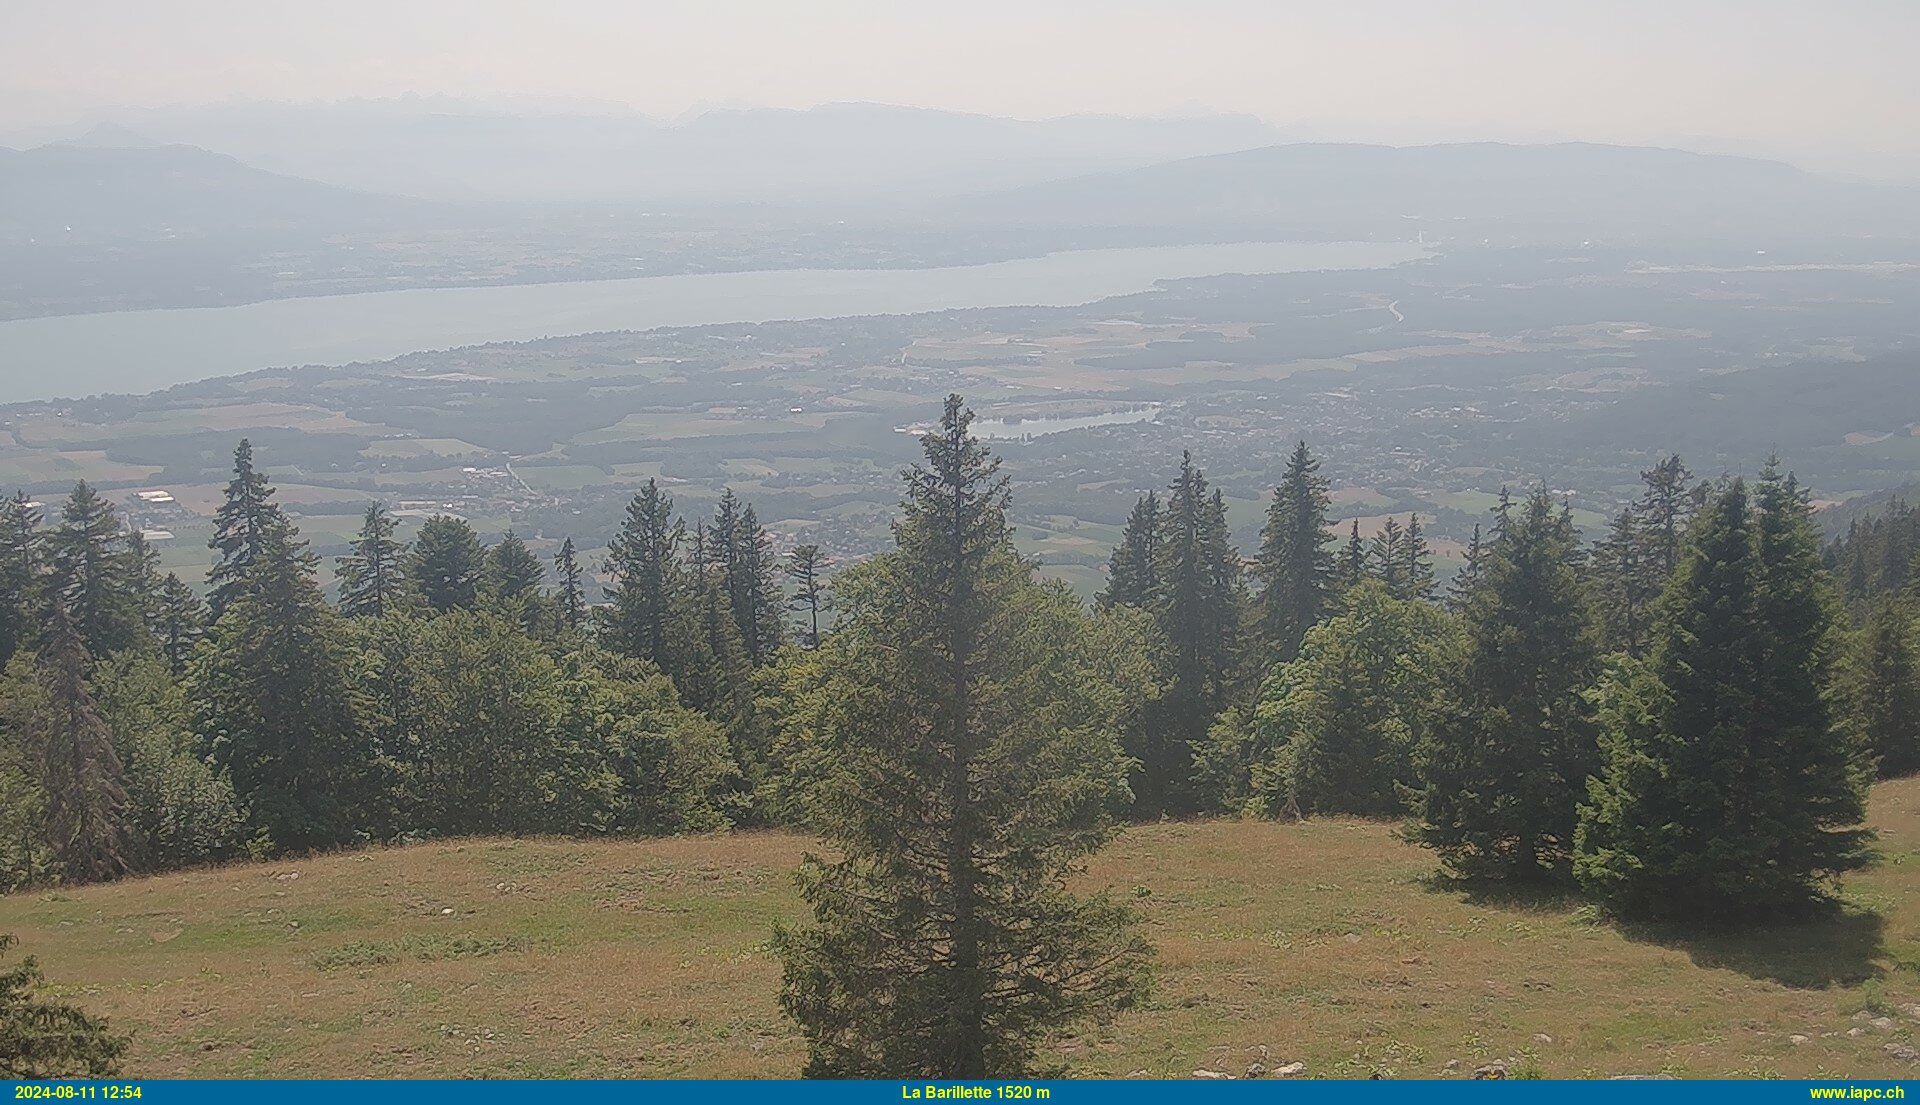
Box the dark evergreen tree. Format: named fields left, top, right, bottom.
left=1400, top=514, right=1436, bottom=600
left=1334, top=519, right=1367, bottom=597
left=154, top=574, right=205, bottom=676
left=1098, top=491, right=1161, bottom=610
left=0, top=934, right=128, bottom=1077
left=43, top=482, right=142, bottom=658
left=1142, top=453, right=1243, bottom=815
left=191, top=523, right=369, bottom=851
left=1410, top=488, right=1600, bottom=880
left=1842, top=594, right=1920, bottom=777
left=335, top=503, right=407, bottom=619
left=405, top=515, right=484, bottom=613
left=554, top=537, right=587, bottom=633
left=603, top=480, right=682, bottom=664
left=1369, top=516, right=1406, bottom=597
left=206, top=439, right=288, bottom=617
left=10, top=604, right=134, bottom=884
left=786, top=544, right=829, bottom=649
left=774, top=395, right=1149, bottom=1077
left=1636, top=453, right=1696, bottom=582
left=0, top=491, right=41, bottom=667
left=1592, top=504, right=1651, bottom=655
left=1253, top=442, right=1335, bottom=663
left=1576, top=473, right=1873, bottom=917
left=726, top=503, right=785, bottom=666
left=1445, top=523, right=1485, bottom=612
left=485, top=530, right=547, bottom=632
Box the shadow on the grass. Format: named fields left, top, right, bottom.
left=1617, top=905, right=1887, bottom=989
left=1419, top=872, right=1887, bottom=988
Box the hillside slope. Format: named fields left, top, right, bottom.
left=954, top=142, right=1920, bottom=245
left=7, top=780, right=1920, bottom=1078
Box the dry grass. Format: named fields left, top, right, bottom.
left=9, top=781, right=1920, bottom=1079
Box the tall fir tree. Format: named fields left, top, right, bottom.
left=205, top=439, right=288, bottom=617
left=786, top=544, right=830, bottom=649
left=405, top=515, right=484, bottom=613
left=484, top=530, right=547, bottom=632
left=726, top=502, right=786, bottom=666
left=8, top=604, right=135, bottom=884
left=1253, top=442, right=1335, bottom=663
left=1335, top=519, right=1368, bottom=598
left=154, top=574, right=205, bottom=676
left=774, top=395, right=1149, bottom=1077
left=1446, top=523, right=1485, bottom=612
left=1143, top=453, right=1244, bottom=815
left=553, top=537, right=587, bottom=632
left=1592, top=504, right=1652, bottom=655
left=1369, top=516, right=1407, bottom=597
left=603, top=480, right=683, bottom=664
left=191, top=522, right=369, bottom=851
left=1576, top=473, right=1873, bottom=917
left=1842, top=594, right=1920, bottom=777
left=1098, top=491, right=1161, bottom=610
left=1400, top=514, right=1436, bottom=601
left=1410, top=488, right=1600, bottom=880
left=335, top=503, right=408, bottom=619
left=43, top=482, right=142, bottom=658
left=1636, top=454, right=1696, bottom=582
left=0, top=491, right=42, bottom=667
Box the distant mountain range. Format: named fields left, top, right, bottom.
left=36, top=100, right=1292, bottom=206
left=0, top=141, right=435, bottom=239
left=950, top=141, right=1920, bottom=245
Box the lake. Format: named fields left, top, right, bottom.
left=0, top=240, right=1426, bottom=403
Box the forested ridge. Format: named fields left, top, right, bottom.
left=1, top=396, right=1910, bottom=1077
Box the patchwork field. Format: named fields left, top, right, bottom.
left=9, top=781, right=1920, bottom=1079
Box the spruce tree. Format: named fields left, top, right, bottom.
left=0, top=491, right=40, bottom=667
left=1636, top=454, right=1695, bottom=582
left=774, top=395, right=1149, bottom=1077
left=727, top=503, right=786, bottom=666
left=44, top=482, right=142, bottom=658
left=1401, top=514, right=1436, bottom=600
left=603, top=480, right=683, bottom=664
left=154, top=574, right=205, bottom=676
left=786, top=544, right=829, bottom=649
left=1843, top=594, right=1920, bottom=777
left=1253, top=442, right=1335, bottom=663
left=12, top=604, right=135, bottom=884
left=0, top=934, right=128, bottom=1077
left=190, top=522, right=369, bottom=851
left=206, top=439, right=288, bottom=617
left=335, top=503, right=407, bottom=618
left=554, top=537, right=587, bottom=632
left=1593, top=504, right=1651, bottom=655
left=1335, top=519, right=1367, bottom=597
left=405, top=515, right=484, bottom=613
left=1445, top=524, right=1485, bottom=612
left=1576, top=474, right=1873, bottom=917
left=1369, top=516, right=1406, bottom=597
left=1098, top=491, right=1161, bottom=610
left=1144, top=453, right=1244, bottom=815
left=1410, top=488, right=1600, bottom=880
left=485, top=530, right=547, bottom=632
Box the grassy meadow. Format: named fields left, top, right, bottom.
left=9, top=780, right=1920, bottom=1079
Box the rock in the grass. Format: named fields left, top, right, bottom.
left=1245, top=1063, right=1268, bottom=1079
left=1443, top=1059, right=1462, bottom=1072
left=1124, top=1070, right=1149, bottom=1078
left=1871, top=1017, right=1897, bottom=1032
left=1902, top=1004, right=1920, bottom=1021
left=1473, top=1062, right=1508, bottom=1080
left=1193, top=1069, right=1232, bottom=1080
left=1887, top=1044, right=1920, bottom=1063
left=1531, top=1033, right=1554, bottom=1045
left=1849, top=1027, right=1870, bottom=1039
left=1273, top=1062, right=1306, bottom=1078
left=1789, top=1035, right=1811, bottom=1046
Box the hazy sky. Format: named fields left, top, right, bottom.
left=6, top=0, right=1917, bottom=168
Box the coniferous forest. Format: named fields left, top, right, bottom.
left=1, top=395, right=1909, bottom=1077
